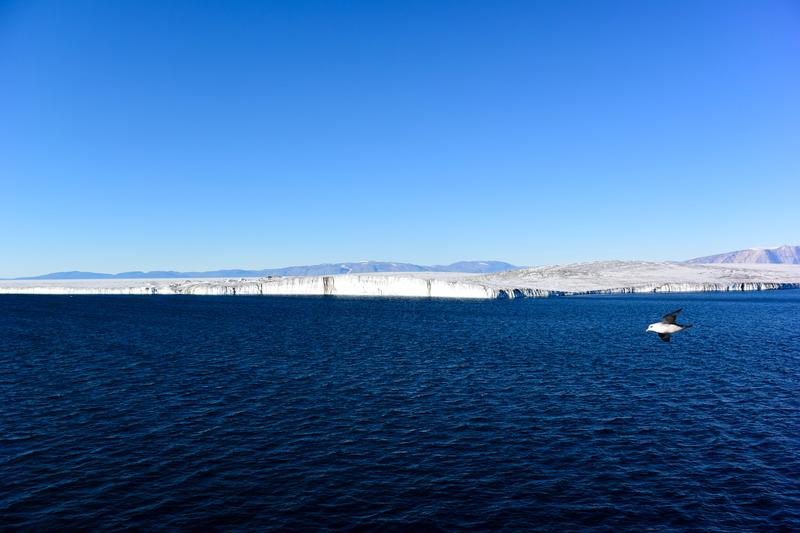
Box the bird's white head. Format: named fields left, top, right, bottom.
left=646, top=324, right=654, bottom=332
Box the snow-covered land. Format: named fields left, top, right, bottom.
left=2, top=262, right=800, bottom=299
left=479, top=261, right=800, bottom=297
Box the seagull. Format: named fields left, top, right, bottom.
left=646, top=308, right=692, bottom=342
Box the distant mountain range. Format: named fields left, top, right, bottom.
left=687, top=245, right=800, bottom=264
left=18, top=261, right=520, bottom=280
left=16, top=245, right=800, bottom=280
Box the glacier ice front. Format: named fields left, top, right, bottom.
left=1, top=262, right=800, bottom=299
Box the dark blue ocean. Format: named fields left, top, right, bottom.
left=1, top=292, right=799, bottom=531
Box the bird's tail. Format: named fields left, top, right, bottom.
left=682, top=324, right=693, bottom=328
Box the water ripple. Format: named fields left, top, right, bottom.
left=1, top=292, right=799, bottom=530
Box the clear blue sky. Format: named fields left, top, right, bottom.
left=2, top=1, right=798, bottom=277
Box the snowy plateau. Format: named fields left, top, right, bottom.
left=2, top=261, right=800, bottom=299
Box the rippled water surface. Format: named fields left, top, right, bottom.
left=2, top=292, right=799, bottom=531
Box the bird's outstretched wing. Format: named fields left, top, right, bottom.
left=658, top=333, right=671, bottom=342
left=662, top=308, right=682, bottom=324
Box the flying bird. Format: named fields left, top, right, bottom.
left=647, top=308, right=692, bottom=342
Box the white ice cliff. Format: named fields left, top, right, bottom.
left=2, top=262, right=800, bottom=299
